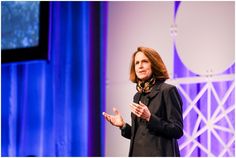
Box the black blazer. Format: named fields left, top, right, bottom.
left=121, top=81, right=183, bottom=156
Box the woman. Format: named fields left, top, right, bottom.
left=103, top=47, right=183, bottom=156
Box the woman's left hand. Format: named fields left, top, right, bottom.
left=130, top=101, right=151, bottom=121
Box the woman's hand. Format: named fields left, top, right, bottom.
left=130, top=101, right=151, bottom=121
left=103, top=108, right=125, bottom=128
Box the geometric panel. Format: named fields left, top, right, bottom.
left=175, top=2, right=234, bottom=76
left=168, top=74, right=235, bottom=156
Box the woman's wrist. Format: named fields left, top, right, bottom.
left=119, top=122, right=126, bottom=129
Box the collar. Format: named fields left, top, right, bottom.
left=133, top=81, right=163, bottom=103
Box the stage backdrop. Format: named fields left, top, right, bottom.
left=1, top=2, right=107, bottom=156
left=106, top=1, right=235, bottom=156
left=1, top=1, right=235, bottom=157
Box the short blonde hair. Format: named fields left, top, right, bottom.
left=129, top=47, right=169, bottom=83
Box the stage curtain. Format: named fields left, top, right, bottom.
left=1, top=1, right=107, bottom=156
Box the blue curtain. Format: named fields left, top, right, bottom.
left=1, top=1, right=107, bottom=156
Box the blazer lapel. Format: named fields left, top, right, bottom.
left=145, top=81, right=163, bottom=112
left=132, top=92, right=140, bottom=121
left=147, top=81, right=162, bottom=100
left=133, top=92, right=141, bottom=103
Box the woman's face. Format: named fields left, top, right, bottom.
left=134, top=51, right=152, bottom=81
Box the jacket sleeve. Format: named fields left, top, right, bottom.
left=147, top=86, right=183, bottom=139
left=120, top=123, right=132, bottom=139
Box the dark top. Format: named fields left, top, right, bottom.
left=121, top=81, right=183, bottom=157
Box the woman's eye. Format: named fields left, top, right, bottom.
left=143, top=60, right=148, bottom=63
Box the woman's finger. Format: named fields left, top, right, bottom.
left=130, top=104, right=141, bottom=117
left=129, top=104, right=136, bottom=113
left=139, top=101, right=146, bottom=107
left=103, top=112, right=110, bottom=119
left=113, top=107, right=120, bottom=115
left=132, top=102, right=141, bottom=109
left=102, top=112, right=108, bottom=117
left=103, top=112, right=112, bottom=122
left=130, top=104, right=139, bottom=113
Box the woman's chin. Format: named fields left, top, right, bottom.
left=138, top=77, right=149, bottom=81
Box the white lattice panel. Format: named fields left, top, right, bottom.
left=168, top=74, right=235, bottom=156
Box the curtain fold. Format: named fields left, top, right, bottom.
left=1, top=1, right=107, bottom=156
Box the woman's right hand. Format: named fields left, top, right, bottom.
left=103, top=108, right=125, bottom=128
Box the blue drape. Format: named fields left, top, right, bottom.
left=1, top=1, right=107, bottom=156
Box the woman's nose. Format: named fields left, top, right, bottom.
left=138, top=63, right=143, bottom=68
